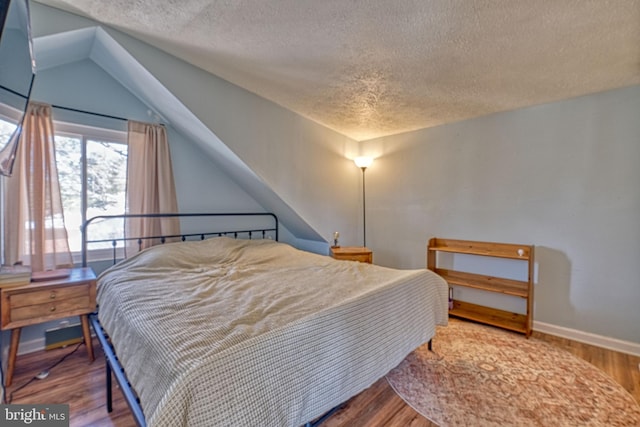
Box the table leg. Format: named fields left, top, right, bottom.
left=80, top=314, right=94, bottom=362
left=6, top=328, right=21, bottom=387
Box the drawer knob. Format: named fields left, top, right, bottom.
left=49, top=306, right=56, bottom=312
left=50, top=292, right=56, bottom=299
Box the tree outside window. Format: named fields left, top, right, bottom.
left=54, top=127, right=127, bottom=256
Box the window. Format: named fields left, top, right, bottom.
left=54, top=122, right=127, bottom=261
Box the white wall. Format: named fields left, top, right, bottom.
left=362, top=85, right=640, bottom=344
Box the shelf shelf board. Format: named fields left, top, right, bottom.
left=428, top=238, right=532, bottom=260
left=449, top=300, right=528, bottom=335
left=436, top=268, right=529, bottom=298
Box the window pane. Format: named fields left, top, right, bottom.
left=55, top=134, right=128, bottom=255
left=0, top=117, right=18, bottom=145
left=86, top=140, right=127, bottom=248
left=55, top=135, right=82, bottom=252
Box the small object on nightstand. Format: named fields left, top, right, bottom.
left=332, top=231, right=340, bottom=248
left=330, top=246, right=373, bottom=264
left=31, top=268, right=71, bottom=282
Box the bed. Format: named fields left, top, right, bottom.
left=84, top=213, right=448, bottom=427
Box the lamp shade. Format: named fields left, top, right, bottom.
left=354, top=156, right=373, bottom=169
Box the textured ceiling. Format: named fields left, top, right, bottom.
left=34, top=0, right=640, bottom=141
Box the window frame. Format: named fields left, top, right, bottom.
left=0, top=102, right=23, bottom=123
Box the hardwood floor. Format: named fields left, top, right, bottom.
left=531, top=330, right=640, bottom=404
left=6, top=340, right=136, bottom=427
left=6, top=329, right=639, bottom=427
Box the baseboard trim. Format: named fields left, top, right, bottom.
left=18, top=331, right=95, bottom=356
left=17, top=338, right=45, bottom=356
left=534, top=321, right=640, bottom=357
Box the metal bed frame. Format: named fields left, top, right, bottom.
left=83, top=212, right=281, bottom=427
left=81, top=212, right=279, bottom=268
left=83, top=212, right=432, bottom=426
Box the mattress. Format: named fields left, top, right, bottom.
left=96, top=237, right=448, bottom=426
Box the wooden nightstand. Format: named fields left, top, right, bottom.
left=330, top=246, right=373, bottom=263
left=0, top=267, right=97, bottom=386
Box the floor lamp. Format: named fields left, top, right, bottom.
left=354, top=156, right=373, bottom=247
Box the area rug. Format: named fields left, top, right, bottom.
left=386, top=318, right=640, bottom=426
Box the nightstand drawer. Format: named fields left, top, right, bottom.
left=9, top=284, right=90, bottom=308
left=330, top=246, right=373, bottom=263
left=333, top=252, right=372, bottom=263
left=10, top=296, right=92, bottom=323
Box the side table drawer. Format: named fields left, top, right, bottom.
left=10, top=296, right=92, bottom=324
left=333, top=253, right=372, bottom=263
left=10, top=284, right=90, bottom=308
left=330, top=247, right=373, bottom=264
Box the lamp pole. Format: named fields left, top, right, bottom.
left=354, top=156, right=373, bottom=248
left=361, top=165, right=367, bottom=248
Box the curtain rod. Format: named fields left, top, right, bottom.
left=0, top=84, right=27, bottom=99
left=52, top=104, right=166, bottom=126
left=1, top=84, right=165, bottom=125
left=51, top=104, right=127, bottom=122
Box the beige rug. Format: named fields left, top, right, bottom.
left=386, top=318, right=640, bottom=426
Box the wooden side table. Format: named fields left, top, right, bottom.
left=330, top=246, right=373, bottom=263
left=0, top=267, right=97, bottom=386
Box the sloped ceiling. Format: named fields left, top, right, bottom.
left=33, top=27, right=324, bottom=242
left=33, top=0, right=640, bottom=141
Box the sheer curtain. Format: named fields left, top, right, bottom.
left=4, top=102, right=73, bottom=271
left=125, top=120, right=179, bottom=255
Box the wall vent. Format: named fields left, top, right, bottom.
left=45, top=323, right=83, bottom=350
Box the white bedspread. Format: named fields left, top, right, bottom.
left=97, top=237, right=448, bottom=426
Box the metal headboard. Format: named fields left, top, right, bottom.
left=81, top=212, right=278, bottom=267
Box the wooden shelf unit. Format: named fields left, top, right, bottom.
left=427, top=238, right=534, bottom=337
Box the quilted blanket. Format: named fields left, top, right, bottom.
left=97, top=237, right=448, bottom=426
